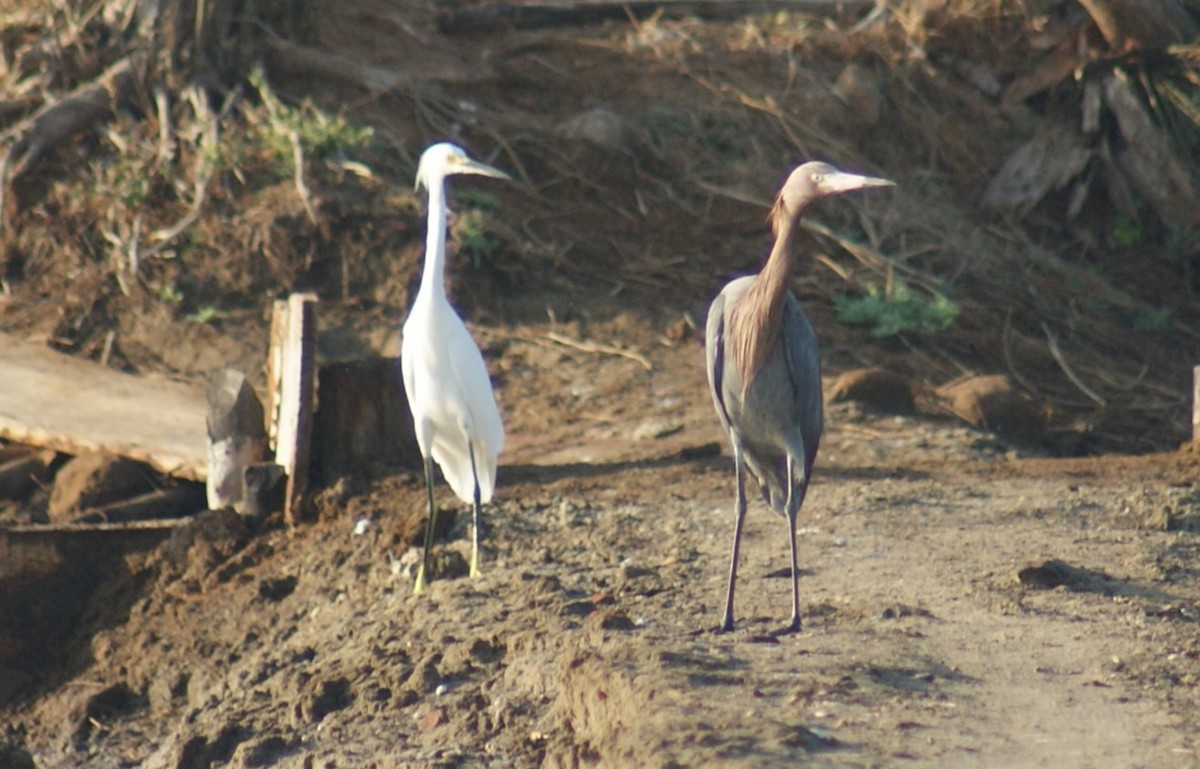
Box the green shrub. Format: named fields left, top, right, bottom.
left=835, top=279, right=959, bottom=337
left=1129, top=306, right=1172, bottom=333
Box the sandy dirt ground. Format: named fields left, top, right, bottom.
left=5, top=333, right=1200, bottom=768
left=1, top=0, right=1199, bottom=767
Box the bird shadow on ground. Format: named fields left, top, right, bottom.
left=863, top=655, right=983, bottom=692
left=1017, top=559, right=1185, bottom=604
left=501, top=443, right=724, bottom=486
left=816, top=465, right=934, bottom=483
left=504, top=440, right=936, bottom=489
left=763, top=566, right=818, bottom=579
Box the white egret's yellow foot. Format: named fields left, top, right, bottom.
left=469, top=550, right=481, bottom=578
left=413, top=564, right=428, bottom=595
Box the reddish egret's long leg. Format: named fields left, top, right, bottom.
left=721, top=441, right=749, bottom=632
left=784, top=455, right=805, bottom=633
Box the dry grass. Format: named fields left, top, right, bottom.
left=0, top=0, right=1197, bottom=453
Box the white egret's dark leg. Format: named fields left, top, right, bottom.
left=784, top=455, right=802, bottom=633
left=468, top=439, right=482, bottom=578
left=414, top=455, right=438, bottom=594
left=721, top=441, right=748, bottom=632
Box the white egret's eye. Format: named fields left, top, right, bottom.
left=811, top=173, right=825, bottom=184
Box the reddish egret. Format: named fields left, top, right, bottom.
left=402, top=142, right=509, bottom=594
left=705, top=161, right=894, bottom=632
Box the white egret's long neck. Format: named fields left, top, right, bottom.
left=419, top=176, right=450, bottom=303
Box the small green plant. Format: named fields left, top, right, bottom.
left=1111, top=211, right=1145, bottom=248
left=247, top=67, right=375, bottom=178
left=1129, top=306, right=1173, bottom=333
left=112, top=162, right=150, bottom=206
left=455, top=189, right=500, bottom=212
left=835, top=279, right=959, bottom=337
left=156, top=283, right=184, bottom=305
left=456, top=209, right=500, bottom=267
left=188, top=306, right=223, bottom=325
left=90, top=144, right=154, bottom=211
left=640, top=105, right=693, bottom=141
left=451, top=189, right=504, bottom=267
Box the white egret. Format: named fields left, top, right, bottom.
left=402, top=142, right=509, bottom=594
left=706, top=161, right=894, bottom=632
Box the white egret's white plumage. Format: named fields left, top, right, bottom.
left=402, top=142, right=509, bottom=593
left=706, top=161, right=894, bottom=632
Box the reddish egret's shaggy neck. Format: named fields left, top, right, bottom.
left=728, top=190, right=809, bottom=394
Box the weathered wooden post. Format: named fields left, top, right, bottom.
left=268, top=293, right=318, bottom=527
left=1193, top=365, right=1200, bottom=445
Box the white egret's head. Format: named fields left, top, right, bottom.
left=415, top=142, right=511, bottom=192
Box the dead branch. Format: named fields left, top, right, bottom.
left=288, top=129, right=319, bottom=226
left=154, top=86, right=174, bottom=164
left=981, top=121, right=1093, bottom=215
left=436, top=0, right=876, bottom=34
left=143, top=87, right=219, bottom=258
left=1075, top=0, right=1198, bottom=52
left=1000, top=311, right=1038, bottom=395
left=1000, top=39, right=1081, bottom=108
left=0, top=56, right=141, bottom=236
left=531, top=331, right=653, bottom=370
left=1102, top=70, right=1200, bottom=232
left=814, top=253, right=852, bottom=282
left=1, top=56, right=139, bottom=181
left=264, top=35, right=419, bottom=93
left=1041, top=322, right=1106, bottom=406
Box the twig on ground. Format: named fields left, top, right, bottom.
left=143, top=87, right=219, bottom=258
left=155, top=87, right=174, bottom=165
left=1041, top=322, right=1106, bottom=406
left=288, top=129, right=319, bottom=226
left=814, top=253, right=852, bottom=282
left=529, top=331, right=653, bottom=370
left=1000, top=311, right=1038, bottom=395
left=100, top=330, right=116, bottom=367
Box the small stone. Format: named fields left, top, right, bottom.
left=418, top=707, right=448, bottom=732
left=0, top=742, right=36, bottom=769
left=663, top=316, right=694, bottom=343
left=561, top=108, right=632, bottom=152
left=232, top=735, right=295, bottom=769
left=828, top=368, right=915, bottom=414
left=832, top=64, right=883, bottom=126
left=148, top=672, right=186, bottom=715
left=48, top=452, right=156, bottom=521
left=299, top=677, right=353, bottom=723
left=1016, top=559, right=1101, bottom=589
left=590, top=608, right=636, bottom=631
left=0, top=449, right=55, bottom=502
left=936, top=374, right=1046, bottom=447
left=1141, top=507, right=1171, bottom=531
left=632, top=419, right=683, bottom=441
left=258, top=575, right=298, bottom=603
